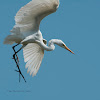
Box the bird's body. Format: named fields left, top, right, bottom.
left=4, top=0, right=74, bottom=81
left=4, top=0, right=59, bottom=45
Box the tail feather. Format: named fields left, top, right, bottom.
left=4, top=35, right=15, bottom=44
left=4, top=35, right=22, bottom=45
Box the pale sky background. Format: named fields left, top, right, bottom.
left=0, top=0, right=100, bottom=100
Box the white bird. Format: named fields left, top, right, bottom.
left=4, top=0, right=74, bottom=82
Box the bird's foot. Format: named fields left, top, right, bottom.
left=15, top=70, right=19, bottom=72
left=15, top=68, right=26, bottom=83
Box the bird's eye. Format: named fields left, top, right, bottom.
left=62, top=44, right=65, bottom=46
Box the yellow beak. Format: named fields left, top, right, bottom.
left=64, top=45, right=74, bottom=54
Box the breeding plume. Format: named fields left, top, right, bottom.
left=4, top=0, right=74, bottom=82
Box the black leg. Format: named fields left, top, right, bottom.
left=19, top=71, right=20, bottom=82
left=12, top=44, right=20, bottom=65
left=13, top=45, right=26, bottom=82
left=13, top=54, right=26, bottom=82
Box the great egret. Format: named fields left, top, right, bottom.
left=4, top=0, right=74, bottom=82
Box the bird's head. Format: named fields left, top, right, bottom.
left=54, top=39, right=74, bottom=54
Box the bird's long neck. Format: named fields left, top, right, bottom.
left=39, top=39, right=58, bottom=51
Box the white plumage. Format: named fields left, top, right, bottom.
left=4, top=0, right=74, bottom=78
left=23, top=43, right=44, bottom=76
left=4, top=0, right=59, bottom=44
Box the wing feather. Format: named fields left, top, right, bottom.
left=11, top=0, right=59, bottom=37
left=23, top=43, right=44, bottom=77
left=27, top=53, right=40, bottom=73
left=30, top=53, right=41, bottom=75
left=33, top=54, right=43, bottom=76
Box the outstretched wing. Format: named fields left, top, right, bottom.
left=11, top=0, right=59, bottom=36
left=23, top=43, right=44, bottom=77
